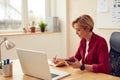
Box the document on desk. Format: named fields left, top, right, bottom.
left=48, top=60, right=66, bottom=67
left=48, top=60, right=56, bottom=66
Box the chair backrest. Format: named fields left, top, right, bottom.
left=110, top=32, right=120, bottom=77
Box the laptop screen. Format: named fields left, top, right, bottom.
left=16, top=48, right=70, bottom=80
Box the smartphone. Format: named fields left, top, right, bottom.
left=65, top=59, right=75, bottom=62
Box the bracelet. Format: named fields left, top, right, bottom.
left=80, top=64, right=85, bottom=71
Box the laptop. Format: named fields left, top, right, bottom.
left=16, top=48, right=70, bottom=80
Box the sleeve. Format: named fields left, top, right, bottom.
left=92, top=40, right=111, bottom=74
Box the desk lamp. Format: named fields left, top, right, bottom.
left=0, top=37, right=15, bottom=74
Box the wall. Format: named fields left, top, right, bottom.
left=50, top=0, right=68, bottom=58
left=0, top=33, right=65, bottom=60
left=68, top=0, right=120, bottom=56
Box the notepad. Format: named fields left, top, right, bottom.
left=48, top=60, right=66, bottom=67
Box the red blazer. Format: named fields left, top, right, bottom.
left=70, top=32, right=111, bottom=74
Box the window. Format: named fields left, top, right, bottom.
left=0, top=0, right=46, bottom=32
left=28, top=0, right=45, bottom=26
left=0, top=0, right=22, bottom=31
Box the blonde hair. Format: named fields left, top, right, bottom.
left=72, top=15, right=94, bottom=32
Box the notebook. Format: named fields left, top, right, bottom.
left=16, top=48, right=70, bottom=80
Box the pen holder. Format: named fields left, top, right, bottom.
left=2, top=63, right=12, bottom=77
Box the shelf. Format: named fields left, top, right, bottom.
left=0, top=31, right=60, bottom=37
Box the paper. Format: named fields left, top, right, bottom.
left=48, top=60, right=55, bottom=66
left=97, top=0, right=108, bottom=13
left=112, top=0, right=120, bottom=22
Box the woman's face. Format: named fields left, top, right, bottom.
left=74, top=23, right=89, bottom=39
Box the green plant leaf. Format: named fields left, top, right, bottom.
left=38, top=21, right=47, bottom=28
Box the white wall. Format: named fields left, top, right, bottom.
left=48, top=0, right=68, bottom=58
left=0, top=33, right=65, bottom=60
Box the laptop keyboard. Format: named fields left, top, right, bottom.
left=51, top=73, right=59, bottom=78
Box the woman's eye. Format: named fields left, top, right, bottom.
left=77, top=29, right=80, bottom=31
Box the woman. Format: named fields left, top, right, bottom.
left=53, top=14, right=111, bottom=74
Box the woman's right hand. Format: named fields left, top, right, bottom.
left=52, top=57, right=64, bottom=64
left=52, top=58, right=66, bottom=67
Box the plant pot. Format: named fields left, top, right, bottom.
left=41, top=27, right=45, bottom=32
left=30, top=27, right=36, bottom=33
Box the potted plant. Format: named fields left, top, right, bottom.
left=38, top=21, right=47, bottom=32
left=30, top=27, right=36, bottom=33
left=30, top=21, right=36, bottom=33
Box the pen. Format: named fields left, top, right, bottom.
left=6, top=59, right=10, bottom=64
left=53, top=55, right=57, bottom=63
left=54, top=55, right=57, bottom=60
left=4, top=60, right=6, bottom=65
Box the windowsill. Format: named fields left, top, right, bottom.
left=0, top=31, right=60, bottom=37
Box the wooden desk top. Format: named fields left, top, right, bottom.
left=0, top=60, right=120, bottom=80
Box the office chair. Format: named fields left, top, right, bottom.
left=110, top=32, right=120, bottom=77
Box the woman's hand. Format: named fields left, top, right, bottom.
left=52, top=57, right=65, bottom=64
left=67, top=57, right=81, bottom=68
left=52, top=57, right=66, bottom=67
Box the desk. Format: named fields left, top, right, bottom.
left=0, top=60, right=120, bottom=80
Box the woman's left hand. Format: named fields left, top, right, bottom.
left=67, top=57, right=81, bottom=68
